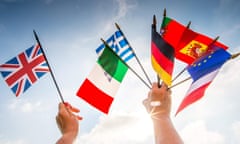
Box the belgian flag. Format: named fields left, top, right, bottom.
left=151, top=22, right=174, bottom=86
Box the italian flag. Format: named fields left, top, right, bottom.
left=76, top=45, right=128, bottom=114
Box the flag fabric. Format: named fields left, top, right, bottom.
left=0, top=44, right=49, bottom=96
left=160, top=16, right=186, bottom=48
left=76, top=44, right=128, bottom=114
left=160, top=16, right=228, bottom=64
left=175, top=29, right=228, bottom=64
left=151, top=24, right=175, bottom=86
left=175, top=48, right=231, bottom=115
left=96, top=30, right=135, bottom=63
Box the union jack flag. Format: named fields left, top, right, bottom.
left=0, top=44, right=49, bottom=96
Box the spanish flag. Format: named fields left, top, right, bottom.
left=151, top=24, right=174, bottom=86
left=176, top=29, right=228, bottom=64
left=161, top=16, right=228, bottom=64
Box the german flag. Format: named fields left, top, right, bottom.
left=151, top=24, right=174, bottom=86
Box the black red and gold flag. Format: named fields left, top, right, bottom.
left=151, top=24, right=174, bottom=86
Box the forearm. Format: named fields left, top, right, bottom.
left=152, top=116, right=183, bottom=144
left=56, top=132, right=77, bottom=144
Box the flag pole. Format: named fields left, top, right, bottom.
left=231, top=52, right=240, bottom=59
left=101, top=38, right=151, bottom=89
left=33, top=30, right=65, bottom=103
left=172, top=67, right=187, bottom=82
left=169, top=77, right=191, bottom=89
left=115, top=23, right=152, bottom=86
left=186, top=21, right=191, bottom=28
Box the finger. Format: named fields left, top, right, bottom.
left=161, top=82, right=168, bottom=90
left=152, top=82, right=159, bottom=89
left=76, top=115, right=83, bottom=121
left=142, top=98, right=149, bottom=107
left=69, top=105, right=80, bottom=113
left=142, top=98, right=151, bottom=113
left=64, top=102, right=80, bottom=113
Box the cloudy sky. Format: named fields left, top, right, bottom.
left=1, top=0, right=240, bottom=143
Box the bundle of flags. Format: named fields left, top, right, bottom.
left=151, top=11, right=234, bottom=115
left=0, top=11, right=238, bottom=116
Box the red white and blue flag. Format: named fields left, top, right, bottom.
left=175, top=48, right=231, bottom=115
left=0, top=44, right=49, bottom=97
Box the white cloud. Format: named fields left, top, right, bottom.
left=0, top=135, right=27, bottom=144
left=101, top=0, right=137, bottom=35
left=8, top=99, right=44, bottom=113
left=79, top=111, right=154, bottom=144
left=232, top=121, right=240, bottom=143
left=180, top=120, right=225, bottom=144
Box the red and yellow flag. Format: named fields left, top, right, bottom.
left=176, top=29, right=228, bottom=64
left=160, top=16, right=228, bottom=64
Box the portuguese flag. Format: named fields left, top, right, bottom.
left=76, top=44, right=128, bottom=114
left=160, top=16, right=186, bottom=48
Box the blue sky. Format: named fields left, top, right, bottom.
left=1, top=0, right=240, bottom=143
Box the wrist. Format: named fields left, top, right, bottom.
left=56, top=132, right=77, bottom=144
left=151, top=113, right=170, bottom=122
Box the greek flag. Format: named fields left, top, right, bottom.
left=96, top=30, right=135, bottom=62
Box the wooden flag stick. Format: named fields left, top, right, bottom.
left=115, top=23, right=152, bottom=86
left=101, top=38, right=151, bottom=89
left=163, top=8, right=167, bottom=17
left=231, top=52, right=240, bottom=59
left=172, top=67, right=187, bottom=82
left=169, top=77, right=191, bottom=89
left=33, top=30, right=65, bottom=103
left=186, top=21, right=191, bottom=29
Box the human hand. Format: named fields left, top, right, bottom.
left=56, top=102, right=82, bottom=144
left=143, top=82, right=172, bottom=119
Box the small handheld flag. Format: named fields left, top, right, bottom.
left=151, top=16, right=175, bottom=86
left=0, top=44, right=49, bottom=96
left=77, top=43, right=128, bottom=114
left=175, top=48, right=231, bottom=115
left=96, top=29, right=135, bottom=63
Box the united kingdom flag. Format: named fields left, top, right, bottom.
left=0, top=44, right=49, bottom=97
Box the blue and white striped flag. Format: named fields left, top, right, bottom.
left=96, top=30, right=135, bottom=63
